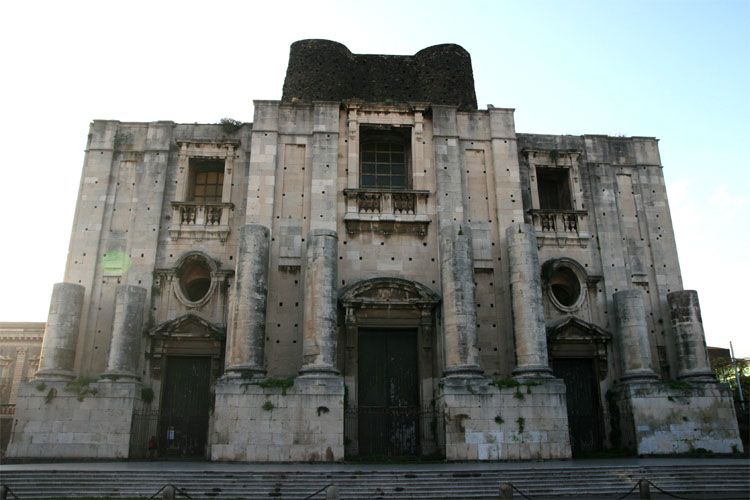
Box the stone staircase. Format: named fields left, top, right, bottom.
left=1, top=463, right=749, bottom=499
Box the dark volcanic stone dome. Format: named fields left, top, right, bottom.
left=281, top=40, right=478, bottom=111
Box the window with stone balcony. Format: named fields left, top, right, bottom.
left=344, top=124, right=430, bottom=236
left=524, top=149, right=590, bottom=246
left=169, top=140, right=237, bottom=242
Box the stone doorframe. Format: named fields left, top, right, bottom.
left=546, top=316, right=611, bottom=381
left=338, top=277, right=441, bottom=456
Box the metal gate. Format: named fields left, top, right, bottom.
left=358, top=329, right=419, bottom=457
left=552, top=357, right=604, bottom=455
left=158, top=356, right=212, bottom=458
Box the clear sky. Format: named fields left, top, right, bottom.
left=1, top=0, right=748, bottom=356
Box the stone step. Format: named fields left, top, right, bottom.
left=2, top=465, right=748, bottom=499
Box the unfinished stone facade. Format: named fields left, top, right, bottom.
left=7, top=40, right=742, bottom=461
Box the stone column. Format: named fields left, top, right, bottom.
left=506, top=223, right=553, bottom=378
left=439, top=223, right=483, bottom=377
left=668, top=290, right=714, bottom=381
left=432, top=105, right=482, bottom=378
left=614, top=289, right=658, bottom=382
left=299, top=229, right=339, bottom=376
left=225, top=224, right=270, bottom=377
left=103, top=284, right=147, bottom=380
left=36, top=283, right=85, bottom=380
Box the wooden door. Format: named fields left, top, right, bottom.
left=358, top=329, right=419, bottom=457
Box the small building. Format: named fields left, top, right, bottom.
left=7, top=40, right=742, bottom=461
left=0, top=322, right=43, bottom=454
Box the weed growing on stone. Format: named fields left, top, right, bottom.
left=64, top=376, right=98, bottom=401
left=244, top=377, right=295, bottom=395
left=490, top=378, right=520, bottom=389
left=45, top=388, right=57, bottom=404
left=262, top=401, right=274, bottom=411
left=516, top=416, right=525, bottom=433
left=141, top=387, right=154, bottom=404
left=35, top=382, right=47, bottom=392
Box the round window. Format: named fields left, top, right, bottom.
left=547, top=264, right=584, bottom=311
left=179, top=256, right=212, bottom=303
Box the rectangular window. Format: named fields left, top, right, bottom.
left=537, top=166, right=572, bottom=210
left=360, top=126, right=410, bottom=189
left=190, top=160, right=225, bottom=203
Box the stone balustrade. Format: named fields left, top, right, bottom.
left=169, top=202, right=233, bottom=241
left=528, top=209, right=590, bottom=246
left=343, top=189, right=430, bottom=236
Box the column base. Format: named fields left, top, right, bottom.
left=438, top=377, right=572, bottom=460
left=612, top=380, right=743, bottom=455
left=512, top=365, right=554, bottom=379
left=677, top=369, right=715, bottom=382
left=100, top=371, right=140, bottom=381
left=224, top=364, right=266, bottom=379
left=620, top=370, right=659, bottom=383
left=33, top=369, right=76, bottom=381
left=210, top=375, right=344, bottom=462
left=443, top=365, right=484, bottom=378
left=299, top=365, right=340, bottom=377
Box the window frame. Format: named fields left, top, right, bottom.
left=359, top=126, right=412, bottom=190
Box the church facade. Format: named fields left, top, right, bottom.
left=7, top=40, right=742, bottom=461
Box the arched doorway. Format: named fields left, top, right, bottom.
left=547, top=316, right=610, bottom=456
left=339, top=278, right=440, bottom=458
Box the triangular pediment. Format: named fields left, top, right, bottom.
left=547, top=316, right=611, bottom=343
left=150, top=313, right=225, bottom=339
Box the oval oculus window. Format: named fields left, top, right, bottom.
left=179, top=256, right=212, bottom=303
left=549, top=266, right=582, bottom=308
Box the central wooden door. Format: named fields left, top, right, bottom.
left=552, top=357, right=604, bottom=456
left=158, top=356, right=212, bottom=458
left=358, top=329, right=419, bottom=457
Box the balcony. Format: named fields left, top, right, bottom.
left=528, top=209, right=590, bottom=247
left=343, top=189, right=431, bottom=236
left=169, top=202, right=233, bottom=242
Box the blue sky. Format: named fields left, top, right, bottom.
left=0, top=0, right=748, bottom=355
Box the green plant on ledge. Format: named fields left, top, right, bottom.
left=64, top=376, right=98, bottom=402
left=35, top=382, right=47, bottom=392
left=494, top=415, right=504, bottom=425
left=244, top=377, right=295, bottom=396
left=262, top=401, right=275, bottom=411
left=489, top=378, right=520, bottom=389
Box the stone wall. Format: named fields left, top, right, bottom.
left=7, top=380, right=141, bottom=458
left=438, top=378, right=571, bottom=460
left=210, top=376, right=344, bottom=462
left=614, top=381, right=743, bottom=455
left=282, top=40, right=477, bottom=110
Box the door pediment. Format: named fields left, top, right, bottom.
left=340, top=277, right=440, bottom=309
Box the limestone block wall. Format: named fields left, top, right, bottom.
left=438, top=378, right=571, bottom=460
left=613, top=381, right=743, bottom=455
left=7, top=380, right=141, bottom=458
left=210, top=377, right=344, bottom=462
left=517, top=134, right=682, bottom=380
